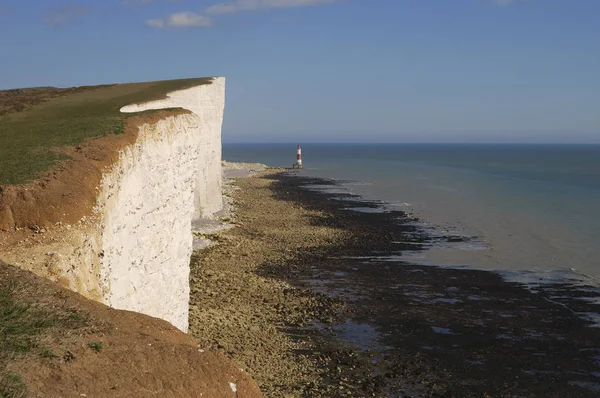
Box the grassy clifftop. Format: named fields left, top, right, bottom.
left=0, top=77, right=212, bottom=185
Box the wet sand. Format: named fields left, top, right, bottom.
left=189, top=170, right=600, bottom=397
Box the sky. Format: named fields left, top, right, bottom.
left=0, top=0, right=599, bottom=143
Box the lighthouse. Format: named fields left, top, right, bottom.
left=293, top=144, right=303, bottom=169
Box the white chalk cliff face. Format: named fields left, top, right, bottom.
left=0, top=78, right=225, bottom=333
left=97, top=78, right=225, bottom=331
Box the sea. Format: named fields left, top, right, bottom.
left=223, top=143, right=600, bottom=304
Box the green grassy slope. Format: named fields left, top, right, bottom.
left=0, top=77, right=212, bottom=185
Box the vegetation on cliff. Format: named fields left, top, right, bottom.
left=0, top=260, right=262, bottom=398
left=0, top=77, right=211, bottom=185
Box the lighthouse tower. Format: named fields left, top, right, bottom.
left=293, top=144, right=303, bottom=169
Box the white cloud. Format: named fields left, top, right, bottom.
left=145, top=18, right=165, bottom=28
left=122, top=0, right=185, bottom=5
left=206, top=0, right=344, bottom=15
left=121, top=0, right=153, bottom=6
left=493, top=0, right=529, bottom=6
left=168, top=11, right=212, bottom=26
left=146, top=0, right=344, bottom=29
left=45, top=5, right=91, bottom=26
left=146, top=12, right=212, bottom=28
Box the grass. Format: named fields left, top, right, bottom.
left=0, top=281, right=90, bottom=356
left=0, top=77, right=213, bottom=185
left=0, top=279, right=91, bottom=397
left=0, top=85, right=114, bottom=116
left=0, top=373, right=26, bottom=398
left=87, top=341, right=102, bottom=353
left=0, top=281, right=54, bottom=355
left=39, top=347, right=56, bottom=359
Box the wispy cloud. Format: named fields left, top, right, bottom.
left=206, top=0, right=344, bottom=14
left=45, top=5, right=91, bottom=26
left=121, top=0, right=153, bottom=6
left=146, top=0, right=345, bottom=30
left=146, top=19, right=166, bottom=28
left=146, top=11, right=212, bottom=28
left=493, top=0, right=529, bottom=6
left=0, top=8, right=8, bottom=15
left=121, top=0, right=183, bottom=6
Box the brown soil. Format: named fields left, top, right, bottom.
left=1, top=260, right=262, bottom=398
left=0, top=110, right=188, bottom=232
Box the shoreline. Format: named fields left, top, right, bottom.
left=226, top=142, right=600, bottom=278
left=297, top=170, right=600, bottom=327
left=297, top=168, right=600, bottom=281
left=189, top=169, right=600, bottom=397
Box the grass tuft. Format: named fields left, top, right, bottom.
left=0, top=373, right=26, bottom=398
left=39, top=347, right=56, bottom=359
left=87, top=341, right=102, bottom=353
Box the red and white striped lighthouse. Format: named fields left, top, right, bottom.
left=293, top=144, right=303, bottom=169
left=295, top=144, right=303, bottom=168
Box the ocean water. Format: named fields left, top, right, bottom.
left=223, top=143, right=600, bottom=284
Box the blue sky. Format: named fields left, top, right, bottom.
left=1, top=0, right=599, bottom=143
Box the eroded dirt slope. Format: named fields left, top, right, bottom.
left=0, top=260, right=262, bottom=398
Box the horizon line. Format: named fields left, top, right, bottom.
left=222, top=141, right=600, bottom=145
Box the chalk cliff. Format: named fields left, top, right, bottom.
left=100, top=79, right=225, bottom=331
left=0, top=78, right=226, bottom=332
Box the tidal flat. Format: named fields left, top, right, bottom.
left=189, top=170, right=600, bottom=397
